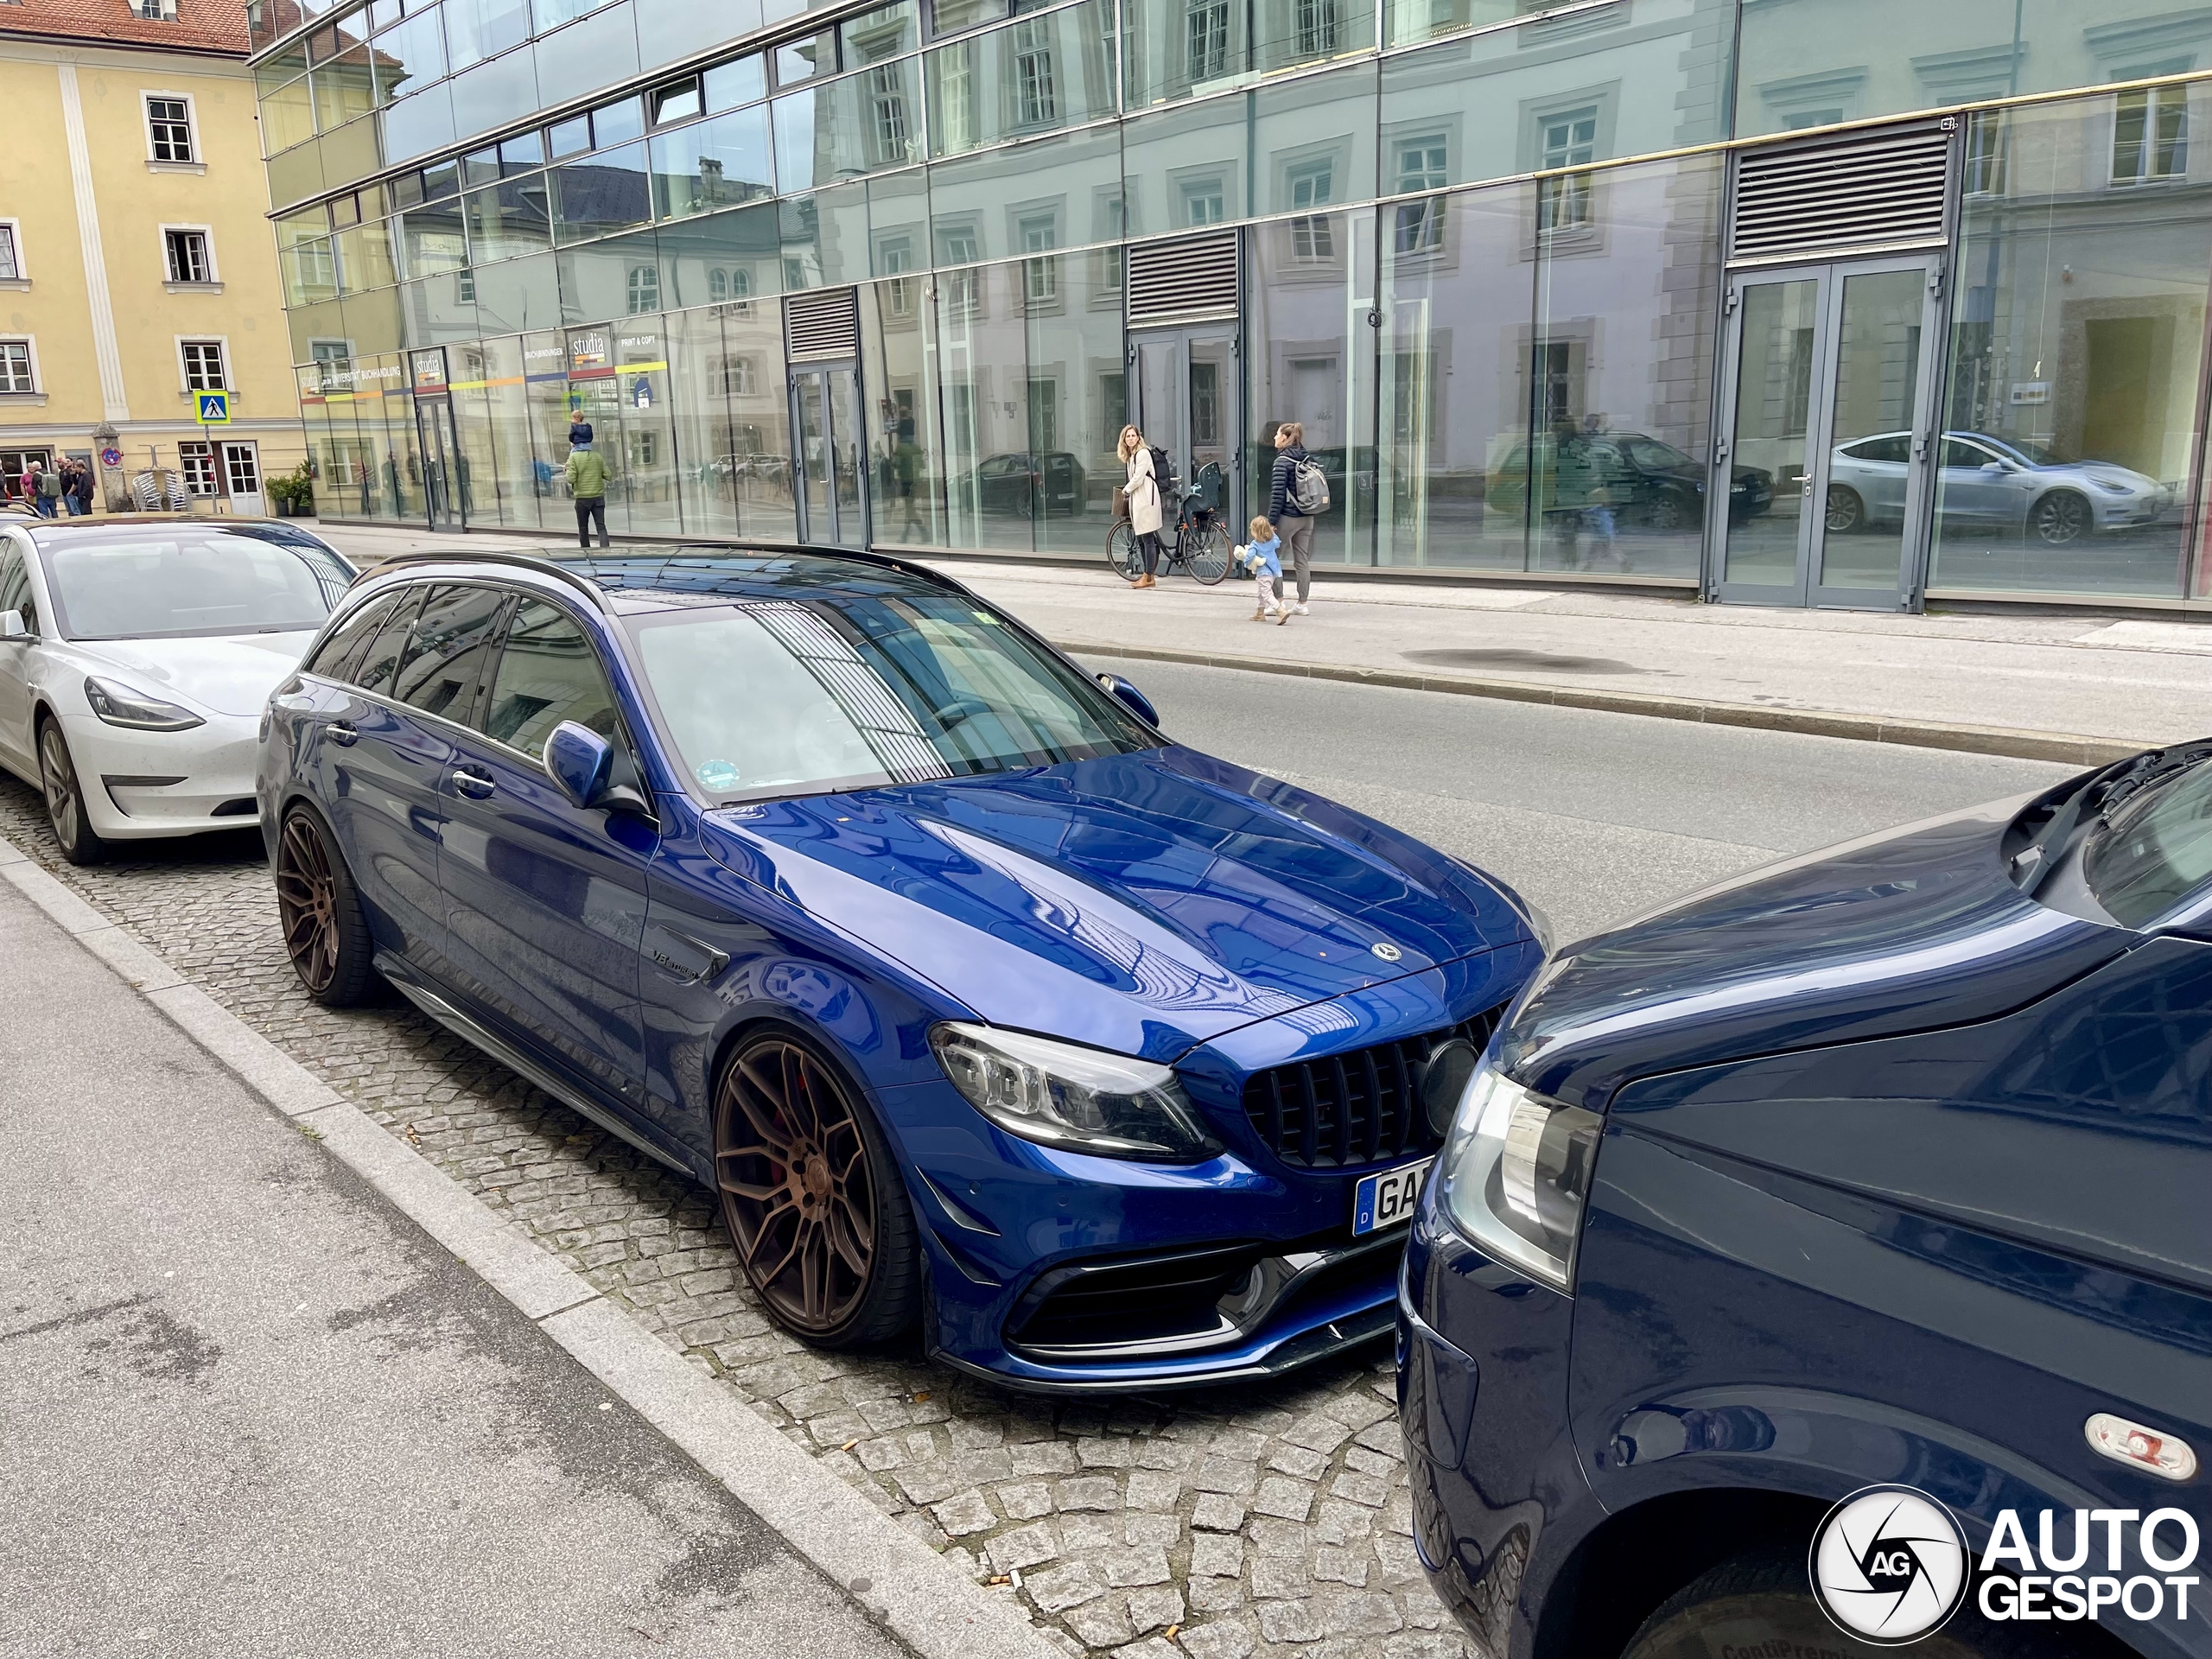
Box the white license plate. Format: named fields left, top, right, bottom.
left=1352, top=1157, right=1433, bottom=1237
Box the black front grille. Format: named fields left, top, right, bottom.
left=210, top=798, right=257, bottom=817
left=1242, top=1001, right=1510, bottom=1170
left=1007, top=1242, right=1263, bottom=1352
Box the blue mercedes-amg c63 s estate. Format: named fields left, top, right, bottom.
left=257, top=549, right=1545, bottom=1390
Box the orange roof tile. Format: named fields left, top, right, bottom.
left=0, top=0, right=252, bottom=58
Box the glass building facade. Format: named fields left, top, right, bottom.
left=252, top=0, right=2212, bottom=610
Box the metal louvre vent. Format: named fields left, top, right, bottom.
left=1126, top=229, right=1240, bottom=326
left=1731, top=124, right=1952, bottom=264
left=785, top=288, right=859, bottom=360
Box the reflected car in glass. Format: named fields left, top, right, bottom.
left=0, top=518, right=355, bottom=864
left=1486, top=434, right=1771, bottom=531
left=258, top=550, right=1545, bottom=1390
left=1827, top=429, right=2176, bottom=545
left=967, top=451, right=1085, bottom=518
left=1400, top=741, right=2212, bottom=1658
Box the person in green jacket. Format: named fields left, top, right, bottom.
left=565, top=439, right=611, bottom=548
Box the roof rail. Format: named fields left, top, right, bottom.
left=352, top=548, right=618, bottom=613
left=349, top=541, right=970, bottom=605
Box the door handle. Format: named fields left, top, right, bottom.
left=327, top=721, right=358, bottom=747
left=450, top=767, right=496, bottom=799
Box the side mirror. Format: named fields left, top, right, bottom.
left=0, top=609, right=25, bottom=642
left=1980, top=460, right=2014, bottom=474
left=545, top=720, right=614, bottom=810
left=1096, top=671, right=1160, bottom=728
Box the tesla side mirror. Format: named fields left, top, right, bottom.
left=1096, top=671, right=1160, bottom=728
left=545, top=720, right=615, bottom=810
left=1981, top=460, right=2014, bottom=474
left=0, top=609, right=25, bottom=642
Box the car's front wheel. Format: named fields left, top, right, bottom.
left=37, top=717, right=111, bottom=867
left=274, top=805, right=381, bottom=1007
left=1825, top=484, right=1866, bottom=534
left=713, top=1030, right=920, bottom=1349
left=2030, top=488, right=2091, bottom=545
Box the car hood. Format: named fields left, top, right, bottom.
left=72, top=630, right=321, bottom=717
left=1496, top=793, right=2133, bottom=1110
left=2067, top=461, right=2161, bottom=492
left=698, top=746, right=1527, bottom=1063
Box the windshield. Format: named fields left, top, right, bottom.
left=626, top=590, right=1157, bottom=802
left=1979, top=435, right=2069, bottom=468
left=41, top=530, right=353, bottom=640
left=2081, top=759, right=2212, bottom=927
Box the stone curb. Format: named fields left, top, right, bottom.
left=1053, top=639, right=2150, bottom=767
left=0, top=843, right=1059, bottom=1659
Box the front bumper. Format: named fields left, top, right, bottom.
left=63, top=712, right=262, bottom=838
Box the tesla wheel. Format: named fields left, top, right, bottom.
left=274, top=805, right=380, bottom=1007
left=1621, top=1548, right=2113, bottom=1659
left=37, top=717, right=111, bottom=867
left=1825, top=485, right=1866, bottom=534
left=713, top=1031, right=919, bottom=1349
left=1185, top=522, right=1231, bottom=585
left=2031, top=489, right=2090, bottom=545
left=1108, top=520, right=1145, bottom=582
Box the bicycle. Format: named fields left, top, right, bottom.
left=1108, top=461, right=1232, bottom=586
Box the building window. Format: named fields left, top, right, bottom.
left=180, top=339, right=227, bottom=390
left=709, top=267, right=728, bottom=302
left=1181, top=177, right=1224, bottom=226
left=1537, top=106, right=1598, bottom=232
left=146, top=97, right=194, bottom=161
left=164, top=228, right=213, bottom=283
left=1185, top=0, right=1229, bottom=83
left=0, top=340, right=33, bottom=393
left=1096, top=194, right=1125, bottom=293
left=178, top=441, right=220, bottom=496
left=0, top=225, right=18, bottom=282
left=1393, top=137, right=1447, bottom=253
left=2113, top=84, right=2188, bottom=186
left=867, top=65, right=912, bottom=165
left=1295, top=0, right=1339, bottom=57
left=1287, top=160, right=1334, bottom=259
left=938, top=45, right=976, bottom=151
left=626, top=264, right=660, bottom=314
left=456, top=267, right=475, bottom=301
left=938, top=225, right=981, bottom=319
left=719, top=354, right=759, bottom=396
left=1012, top=22, right=1056, bottom=126
left=1027, top=377, right=1057, bottom=450
left=881, top=238, right=916, bottom=315
left=1963, top=111, right=2006, bottom=195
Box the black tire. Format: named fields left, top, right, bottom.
left=1825, top=485, right=1866, bottom=534
left=1644, top=491, right=1692, bottom=532
left=1185, top=522, right=1231, bottom=585
left=273, top=804, right=381, bottom=1007
left=37, top=715, right=111, bottom=867
left=712, top=1028, right=921, bottom=1349
left=2030, top=489, right=2091, bottom=546
left=1107, top=520, right=1144, bottom=582
left=1623, top=1547, right=2120, bottom=1659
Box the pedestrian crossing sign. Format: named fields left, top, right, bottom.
left=194, top=391, right=231, bottom=424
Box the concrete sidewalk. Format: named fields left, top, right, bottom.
left=0, top=874, right=916, bottom=1659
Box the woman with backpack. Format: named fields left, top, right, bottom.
left=1268, top=421, right=1328, bottom=613
left=1118, top=424, right=1164, bottom=589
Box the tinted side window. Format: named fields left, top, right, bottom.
left=1845, top=435, right=1910, bottom=464
left=1942, top=439, right=1995, bottom=469
left=356, top=587, right=428, bottom=697
left=393, top=585, right=511, bottom=721
left=304, top=594, right=398, bottom=683
left=480, top=596, right=619, bottom=762
left=0, top=545, right=38, bottom=636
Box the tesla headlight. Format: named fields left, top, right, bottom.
left=1435, top=1064, right=1601, bottom=1292
left=84, top=677, right=204, bottom=732
left=930, top=1022, right=1219, bottom=1162
left=2092, top=479, right=2135, bottom=496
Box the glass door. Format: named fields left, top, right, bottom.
left=1130, top=325, right=1243, bottom=527
left=1712, top=255, right=1943, bottom=607
left=415, top=397, right=465, bottom=531
left=791, top=363, right=868, bottom=549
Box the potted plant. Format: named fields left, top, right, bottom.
left=268, top=461, right=315, bottom=518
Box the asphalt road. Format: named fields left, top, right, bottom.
left=0, top=877, right=913, bottom=1659
left=1084, top=655, right=2076, bottom=944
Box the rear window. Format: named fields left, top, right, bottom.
left=2082, top=760, right=2212, bottom=927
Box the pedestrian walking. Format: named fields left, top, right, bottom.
left=27, top=461, right=60, bottom=518
left=1267, top=422, right=1329, bottom=614
left=1235, top=516, right=1287, bottom=624
left=1118, top=424, right=1163, bottom=589
left=567, top=435, right=612, bottom=548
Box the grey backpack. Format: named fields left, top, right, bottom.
left=1290, top=455, right=1330, bottom=514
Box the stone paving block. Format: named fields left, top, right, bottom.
left=1186, top=1577, right=1247, bottom=1614
left=1249, top=1555, right=1311, bottom=1600
left=1315, top=1499, right=1376, bottom=1546
left=1189, top=1533, right=1244, bottom=1579
left=1124, top=1585, right=1183, bottom=1634
left=1058, top=1476, right=1124, bottom=1512
left=1124, top=1512, right=1179, bottom=1547
left=1125, top=1470, right=1183, bottom=1511
left=1027, top=1562, right=1107, bottom=1615
left=1066, top=1597, right=1136, bottom=1649
left=1097, top=1548, right=1170, bottom=1589
left=1313, top=1546, right=1369, bottom=1586
left=988, top=1522, right=1060, bottom=1574
left=998, top=1479, right=1056, bottom=1519
left=1250, top=1477, right=1315, bottom=1522
left=1175, top=1620, right=1255, bottom=1659
left=1267, top=1444, right=1330, bottom=1480
left=1190, top=1494, right=1247, bottom=1532
left=934, top=1489, right=998, bottom=1537
left=1330, top=1469, right=1393, bottom=1509
left=1011, top=1441, right=1080, bottom=1477
left=1192, top=1457, right=1259, bottom=1497
left=1321, top=1593, right=1406, bottom=1637
left=1255, top=1599, right=1325, bottom=1644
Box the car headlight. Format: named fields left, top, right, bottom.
left=930, top=1022, right=1220, bottom=1162
left=2092, top=478, right=2137, bottom=496
left=84, top=676, right=204, bottom=732
left=1435, top=1064, right=1601, bottom=1293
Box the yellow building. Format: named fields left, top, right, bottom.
left=0, top=0, right=302, bottom=515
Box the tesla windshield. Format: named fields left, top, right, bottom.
left=2082, top=757, right=2212, bottom=926
left=41, top=530, right=353, bottom=640
left=627, top=591, right=1157, bottom=802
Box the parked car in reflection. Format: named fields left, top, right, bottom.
left=1827, top=429, right=2174, bottom=545
left=969, top=451, right=1084, bottom=518
left=1486, top=433, right=1771, bottom=530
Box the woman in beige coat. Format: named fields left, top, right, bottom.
left=1118, top=424, right=1164, bottom=588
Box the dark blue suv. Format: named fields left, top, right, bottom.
left=259, top=549, right=1541, bottom=1392
left=1401, top=744, right=2212, bottom=1658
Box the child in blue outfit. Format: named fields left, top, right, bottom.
left=1237, top=516, right=1288, bottom=624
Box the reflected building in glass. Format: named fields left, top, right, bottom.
left=252, top=0, right=2212, bottom=610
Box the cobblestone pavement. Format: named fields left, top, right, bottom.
left=0, top=774, right=1479, bottom=1659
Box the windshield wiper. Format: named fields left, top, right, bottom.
left=2010, top=741, right=2212, bottom=895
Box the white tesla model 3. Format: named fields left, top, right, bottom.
left=0, top=516, right=355, bottom=863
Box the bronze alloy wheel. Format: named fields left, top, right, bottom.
left=715, top=1038, right=882, bottom=1337
left=276, top=810, right=340, bottom=995
left=38, top=719, right=107, bottom=865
